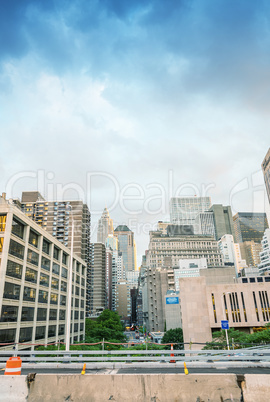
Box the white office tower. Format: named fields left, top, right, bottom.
left=111, top=250, right=125, bottom=311
left=194, top=212, right=216, bottom=236
left=97, top=208, right=114, bottom=244
left=170, top=197, right=211, bottom=231
left=218, top=235, right=247, bottom=276
left=105, top=234, right=118, bottom=251
left=174, top=258, right=207, bottom=291
left=259, top=229, right=270, bottom=275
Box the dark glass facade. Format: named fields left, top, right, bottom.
left=233, top=212, right=269, bottom=243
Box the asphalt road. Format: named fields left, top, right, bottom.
left=2, top=366, right=270, bottom=375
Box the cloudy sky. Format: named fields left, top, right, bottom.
left=1, top=0, right=270, bottom=262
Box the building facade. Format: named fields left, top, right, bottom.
left=179, top=275, right=270, bottom=349
left=97, top=207, right=114, bottom=244
left=259, top=229, right=270, bottom=275
left=169, top=196, right=211, bottom=229
left=20, top=192, right=91, bottom=315
left=262, top=148, right=270, bottom=205
left=114, top=225, right=137, bottom=271
left=89, top=243, right=106, bottom=316
left=195, top=212, right=216, bottom=237
left=0, top=197, right=86, bottom=349
left=233, top=212, right=269, bottom=243
left=209, top=204, right=236, bottom=241
left=146, top=230, right=224, bottom=269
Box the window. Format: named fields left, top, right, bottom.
left=81, top=299, right=84, bottom=308
left=76, top=275, right=80, bottom=284
left=6, top=260, right=23, bottom=279
left=38, top=290, right=48, bottom=304
left=49, top=309, right=57, bottom=320
left=61, top=281, right=67, bottom=292
left=74, top=323, right=78, bottom=332
left=37, top=308, right=47, bottom=321
left=0, top=215, right=6, bottom=232
left=0, top=305, right=18, bottom=322
left=40, top=273, right=49, bottom=287
left=60, top=295, right=66, bottom=306
left=50, top=293, right=58, bottom=305
left=62, top=253, right=68, bottom=265
left=61, top=267, right=68, bottom=278
left=9, top=239, right=24, bottom=259
left=52, top=262, right=60, bottom=275
left=75, top=310, right=79, bottom=319
left=58, top=324, right=65, bottom=335
left=11, top=218, right=24, bottom=239
left=80, top=311, right=84, bottom=319
left=27, top=249, right=39, bottom=266
left=51, top=277, right=59, bottom=290
left=23, top=286, right=36, bottom=302
left=0, top=328, right=16, bottom=343
left=80, top=323, right=84, bottom=331
left=25, top=267, right=37, bottom=283
left=53, top=247, right=59, bottom=260
left=29, top=230, right=39, bottom=248
left=21, top=307, right=35, bottom=321
left=81, top=278, right=85, bottom=286
left=81, top=288, right=85, bottom=297
left=75, top=298, right=79, bottom=307
left=42, top=239, right=50, bottom=255
left=19, top=327, right=32, bottom=343
left=48, top=325, right=56, bottom=337
left=75, top=286, right=80, bottom=296
left=41, top=256, right=50, bottom=271
left=59, top=310, right=66, bottom=320
left=35, top=326, right=46, bottom=340
left=0, top=237, right=3, bottom=253
left=3, top=282, right=20, bottom=300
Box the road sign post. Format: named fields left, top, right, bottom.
left=221, top=320, right=230, bottom=350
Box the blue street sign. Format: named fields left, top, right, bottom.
left=166, top=297, right=179, bottom=305
left=221, top=320, right=229, bottom=330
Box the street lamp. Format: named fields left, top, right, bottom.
left=65, top=207, right=74, bottom=352
left=221, top=292, right=231, bottom=351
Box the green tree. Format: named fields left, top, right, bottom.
left=162, top=328, right=183, bottom=349
left=85, top=310, right=126, bottom=343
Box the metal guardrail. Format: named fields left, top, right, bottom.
left=0, top=349, right=270, bottom=363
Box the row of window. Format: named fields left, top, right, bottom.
left=1, top=305, right=66, bottom=322
left=0, top=322, right=84, bottom=343
left=8, top=242, right=85, bottom=282
left=3, top=281, right=85, bottom=307
left=11, top=217, right=69, bottom=264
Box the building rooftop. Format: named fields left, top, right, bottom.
left=114, top=225, right=131, bottom=232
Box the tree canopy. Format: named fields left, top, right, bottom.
left=85, top=310, right=126, bottom=343
left=162, top=328, right=184, bottom=349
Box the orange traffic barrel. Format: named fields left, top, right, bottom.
left=4, top=356, right=22, bottom=375
left=169, top=344, right=175, bottom=363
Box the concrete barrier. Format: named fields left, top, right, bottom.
left=242, top=374, right=270, bottom=402
left=0, top=376, right=28, bottom=402
left=27, top=374, right=242, bottom=402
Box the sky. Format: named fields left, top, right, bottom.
left=1, top=0, right=270, bottom=262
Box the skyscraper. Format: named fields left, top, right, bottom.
left=233, top=212, right=269, bottom=243
left=262, top=148, right=270, bottom=205
left=169, top=196, right=211, bottom=230
left=97, top=207, right=114, bottom=244
left=114, top=225, right=137, bottom=271
left=20, top=192, right=92, bottom=315
left=209, top=204, right=236, bottom=241
left=90, top=243, right=106, bottom=315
